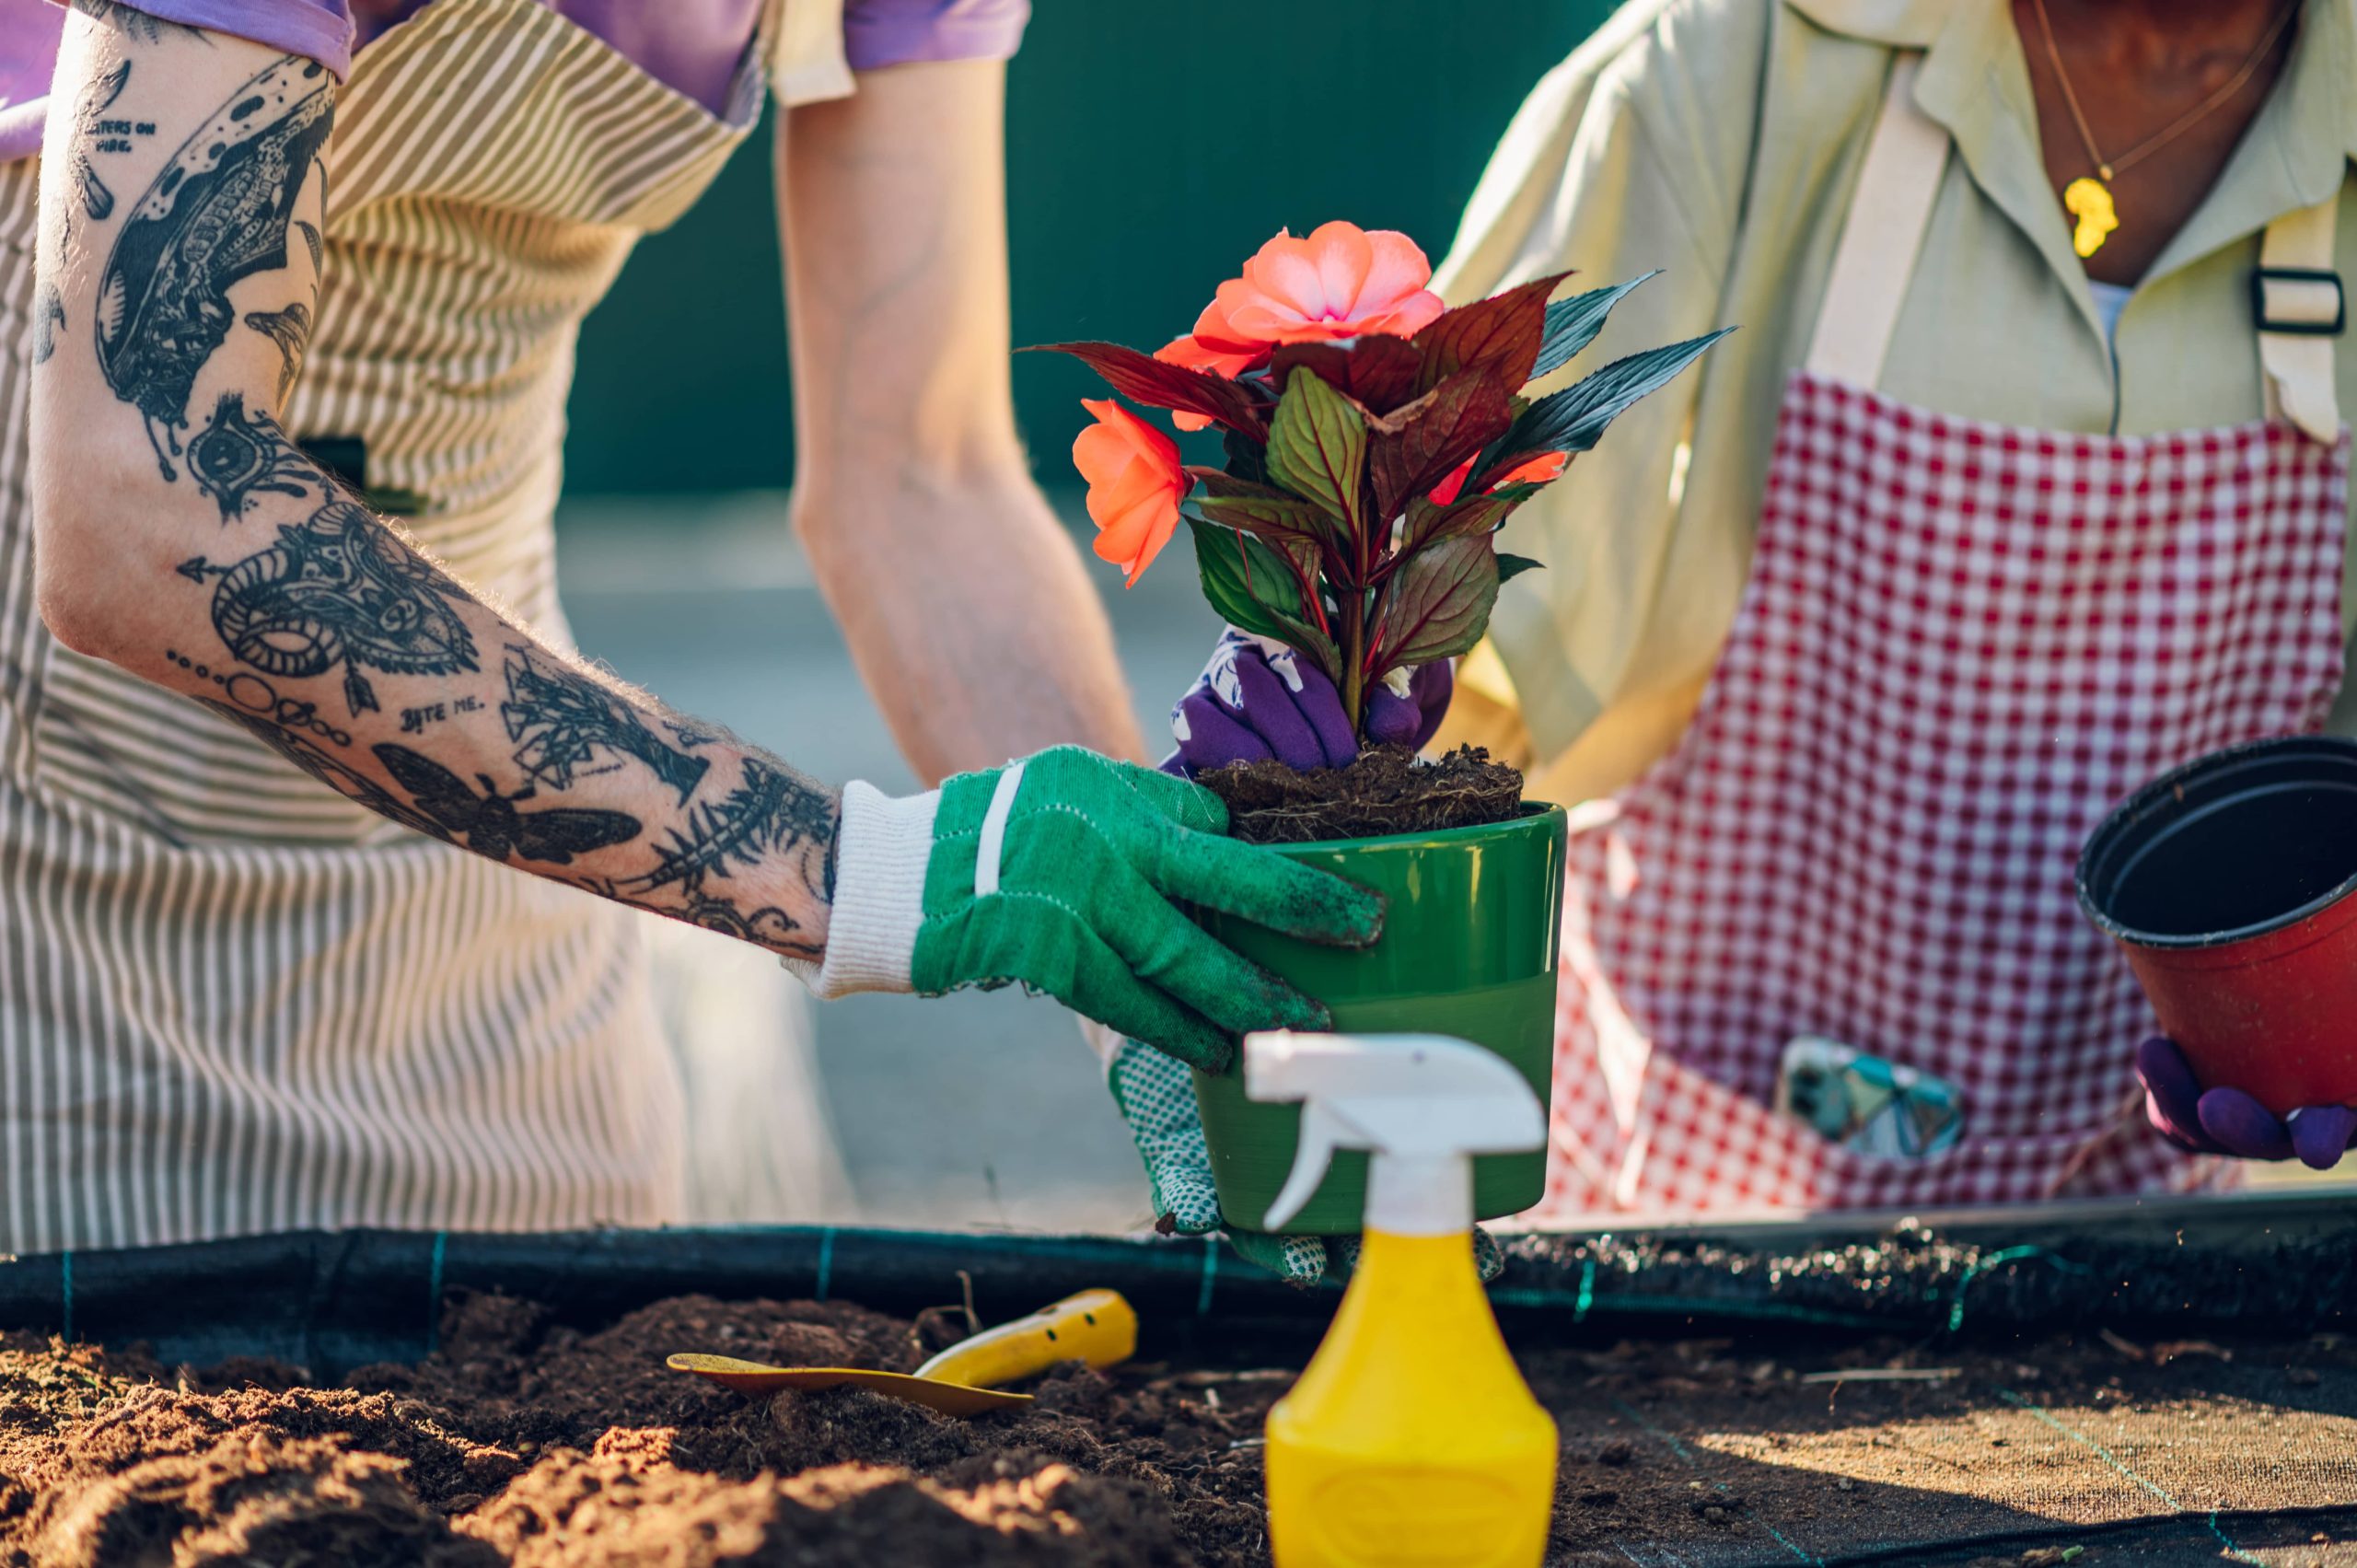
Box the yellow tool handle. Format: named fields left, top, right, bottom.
left=914, top=1288, right=1136, bottom=1388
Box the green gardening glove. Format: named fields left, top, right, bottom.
left=796, top=746, right=1383, bottom=1070
left=1106, top=1034, right=1506, bottom=1287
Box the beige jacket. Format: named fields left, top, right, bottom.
left=1434, top=0, right=2357, bottom=804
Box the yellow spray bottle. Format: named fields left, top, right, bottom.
left=1244, top=1031, right=1558, bottom=1568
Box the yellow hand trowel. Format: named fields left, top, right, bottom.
left=667, top=1288, right=1136, bottom=1417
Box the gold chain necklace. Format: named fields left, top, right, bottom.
left=2029, top=0, right=2302, bottom=258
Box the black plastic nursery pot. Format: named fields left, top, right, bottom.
left=1188, top=804, right=1567, bottom=1235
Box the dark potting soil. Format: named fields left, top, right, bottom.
left=7, top=1292, right=2357, bottom=1567
left=1200, top=745, right=1525, bottom=844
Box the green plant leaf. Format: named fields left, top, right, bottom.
left=1365, top=371, right=1517, bottom=522
left=1187, top=517, right=1341, bottom=683
left=1496, top=552, right=1545, bottom=584
left=1501, top=327, right=1733, bottom=457
left=1270, top=335, right=1423, bottom=414
left=1411, top=271, right=1570, bottom=393
left=1369, top=533, right=1499, bottom=672
left=1265, top=367, right=1369, bottom=539
left=1399, top=482, right=1543, bottom=553
left=1027, top=341, right=1270, bottom=438
left=1528, top=273, right=1658, bottom=381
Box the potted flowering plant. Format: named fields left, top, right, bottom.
left=1038, top=223, right=1724, bottom=1231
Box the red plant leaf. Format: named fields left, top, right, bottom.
left=1185, top=467, right=1291, bottom=500
left=1268, top=334, right=1424, bottom=414
left=1365, top=370, right=1517, bottom=523
left=1410, top=271, right=1570, bottom=394
left=1194, top=492, right=1338, bottom=552
left=1027, top=341, right=1268, bottom=438
left=1368, top=533, right=1500, bottom=674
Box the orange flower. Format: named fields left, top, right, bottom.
left=1155, top=334, right=1269, bottom=432
left=1428, top=450, right=1568, bottom=508
left=1194, top=221, right=1445, bottom=351
left=1074, top=399, right=1188, bottom=586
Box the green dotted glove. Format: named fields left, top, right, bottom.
left=1107, top=1034, right=1505, bottom=1287
left=796, top=747, right=1383, bottom=1071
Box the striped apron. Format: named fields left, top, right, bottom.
left=0, top=0, right=837, bottom=1252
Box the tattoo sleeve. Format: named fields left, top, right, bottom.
left=31, top=16, right=842, bottom=961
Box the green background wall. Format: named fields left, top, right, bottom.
left=560, top=1, right=1615, bottom=496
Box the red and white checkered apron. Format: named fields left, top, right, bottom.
left=1534, top=371, right=2350, bottom=1217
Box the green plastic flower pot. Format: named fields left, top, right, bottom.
left=1190, top=805, right=1567, bottom=1235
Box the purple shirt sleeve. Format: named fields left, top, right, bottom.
left=0, top=0, right=1032, bottom=167
left=84, top=0, right=356, bottom=76
left=842, top=0, right=1028, bottom=71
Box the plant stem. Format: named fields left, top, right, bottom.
left=1339, top=591, right=1365, bottom=736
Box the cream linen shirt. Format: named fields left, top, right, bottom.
left=1434, top=0, right=2357, bottom=805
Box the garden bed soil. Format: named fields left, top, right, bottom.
left=1200, top=745, right=1525, bottom=844
left=6, top=1290, right=2357, bottom=1566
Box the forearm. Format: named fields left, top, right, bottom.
left=29, top=12, right=839, bottom=959
left=795, top=468, right=1145, bottom=780
left=64, top=458, right=837, bottom=953
left=782, top=59, right=1144, bottom=782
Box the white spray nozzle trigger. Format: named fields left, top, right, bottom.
left=1245, top=1032, right=1546, bottom=1236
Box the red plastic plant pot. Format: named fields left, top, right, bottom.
left=2077, top=736, right=2357, bottom=1116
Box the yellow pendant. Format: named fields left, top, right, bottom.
left=2064, top=176, right=2118, bottom=259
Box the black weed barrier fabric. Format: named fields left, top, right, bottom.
left=0, top=1190, right=2351, bottom=1373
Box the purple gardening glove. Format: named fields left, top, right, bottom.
left=2136, top=1036, right=2357, bottom=1169
left=1163, top=630, right=1453, bottom=778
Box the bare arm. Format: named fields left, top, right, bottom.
left=30, top=10, right=839, bottom=959
left=780, top=59, right=1146, bottom=783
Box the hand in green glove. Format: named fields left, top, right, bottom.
left=1106, top=1033, right=1506, bottom=1287
left=795, top=746, right=1383, bottom=1070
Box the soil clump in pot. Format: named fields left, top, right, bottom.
left=1200, top=745, right=1524, bottom=844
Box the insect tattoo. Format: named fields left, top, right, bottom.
left=373, top=744, right=642, bottom=866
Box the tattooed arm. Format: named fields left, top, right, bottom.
left=781, top=61, right=1149, bottom=784
left=29, top=11, right=841, bottom=960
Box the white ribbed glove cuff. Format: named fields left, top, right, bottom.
left=782, top=780, right=937, bottom=998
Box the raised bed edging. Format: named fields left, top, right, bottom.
left=1, top=1188, right=2348, bottom=1374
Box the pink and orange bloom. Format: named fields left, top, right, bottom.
left=1073, top=398, right=1188, bottom=586
left=1197, top=221, right=1446, bottom=349
left=1154, top=222, right=1446, bottom=432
